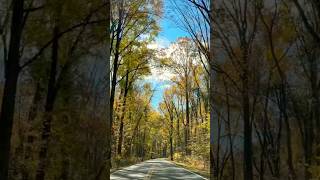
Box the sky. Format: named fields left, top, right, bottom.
left=148, top=0, right=189, bottom=110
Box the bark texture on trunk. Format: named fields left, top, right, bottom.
left=35, top=24, right=60, bottom=180
left=0, top=0, right=24, bottom=179
left=105, top=0, right=111, bottom=179
left=209, top=0, right=215, bottom=178
left=241, top=44, right=253, bottom=180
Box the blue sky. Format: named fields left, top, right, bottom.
left=158, top=0, right=188, bottom=42
left=149, top=0, right=189, bottom=110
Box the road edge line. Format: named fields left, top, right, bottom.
left=169, top=160, right=209, bottom=180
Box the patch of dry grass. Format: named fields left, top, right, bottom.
left=172, top=153, right=209, bottom=178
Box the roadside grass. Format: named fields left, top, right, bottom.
left=171, top=153, right=210, bottom=178
left=111, top=156, right=143, bottom=173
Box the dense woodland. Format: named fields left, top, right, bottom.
left=0, top=0, right=111, bottom=179
left=0, top=0, right=319, bottom=180
left=202, top=0, right=320, bottom=179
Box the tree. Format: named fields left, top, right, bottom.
left=116, top=42, right=152, bottom=155
left=0, top=1, right=25, bottom=179
left=1, top=0, right=109, bottom=178
left=106, top=0, right=111, bottom=179
left=160, top=89, right=176, bottom=161
left=163, top=38, right=199, bottom=155
left=109, top=0, right=161, bottom=129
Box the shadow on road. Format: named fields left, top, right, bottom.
left=111, top=159, right=207, bottom=180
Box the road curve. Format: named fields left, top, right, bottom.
left=111, top=158, right=208, bottom=180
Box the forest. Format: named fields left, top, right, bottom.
left=0, top=0, right=319, bottom=180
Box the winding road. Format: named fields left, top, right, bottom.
left=111, top=159, right=208, bottom=180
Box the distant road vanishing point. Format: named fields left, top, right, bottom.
left=111, top=159, right=208, bottom=180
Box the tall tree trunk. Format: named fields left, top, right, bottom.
left=59, top=148, right=69, bottom=180
left=108, top=1, right=123, bottom=169
left=110, top=0, right=124, bottom=129
left=310, top=49, right=319, bottom=152
left=241, top=44, right=253, bottom=180
left=176, top=109, right=180, bottom=148
left=185, top=73, right=190, bottom=155
left=209, top=0, right=215, bottom=178
left=224, top=79, right=235, bottom=180
left=22, top=82, right=43, bottom=180
left=280, top=82, right=296, bottom=179
left=164, top=96, right=175, bottom=161
left=264, top=13, right=296, bottom=177
left=105, top=0, right=111, bottom=179
left=117, top=72, right=129, bottom=155
left=287, top=1, right=319, bottom=178
left=142, top=128, right=146, bottom=160
left=0, top=0, right=24, bottom=179
left=303, top=53, right=317, bottom=179
left=35, top=23, right=60, bottom=180
left=304, top=114, right=314, bottom=179
left=169, top=109, right=174, bottom=161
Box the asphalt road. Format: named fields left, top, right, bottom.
left=111, top=159, right=208, bottom=180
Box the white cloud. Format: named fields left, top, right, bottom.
left=144, top=37, right=200, bottom=90
left=147, top=36, right=171, bottom=50
left=144, top=67, right=174, bottom=82
left=144, top=36, right=173, bottom=85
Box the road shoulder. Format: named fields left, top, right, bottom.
left=170, top=160, right=210, bottom=179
